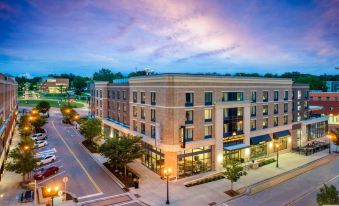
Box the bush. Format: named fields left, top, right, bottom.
left=259, top=158, right=276, bottom=167
left=185, top=174, right=225, bottom=187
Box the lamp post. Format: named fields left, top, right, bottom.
left=275, top=142, right=280, bottom=168
left=163, top=168, right=172, bottom=205
left=328, top=135, right=332, bottom=154
left=46, top=185, right=59, bottom=206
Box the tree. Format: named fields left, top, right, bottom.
left=79, top=118, right=102, bottom=144
left=72, top=76, right=88, bottom=95
left=36, top=101, right=51, bottom=114
left=60, top=106, right=78, bottom=124
left=5, top=145, right=40, bottom=182
left=329, top=129, right=339, bottom=152
left=93, top=68, right=123, bottom=82
left=30, top=115, right=47, bottom=133
left=223, top=160, right=247, bottom=191
left=317, top=184, right=339, bottom=206
left=18, top=115, right=33, bottom=137
left=99, top=135, right=144, bottom=176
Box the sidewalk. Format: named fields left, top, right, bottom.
left=0, top=129, right=34, bottom=206
left=124, top=150, right=332, bottom=206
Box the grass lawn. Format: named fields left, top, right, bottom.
left=18, top=99, right=84, bottom=108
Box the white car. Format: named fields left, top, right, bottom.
left=31, top=133, right=47, bottom=141
left=34, top=140, right=48, bottom=149
left=37, top=155, right=56, bottom=166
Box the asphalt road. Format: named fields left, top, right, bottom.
left=225, top=155, right=339, bottom=206
left=38, top=108, right=124, bottom=201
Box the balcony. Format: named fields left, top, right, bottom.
left=263, top=98, right=268, bottom=102
left=185, top=102, right=194, bottom=107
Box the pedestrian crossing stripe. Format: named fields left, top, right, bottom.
left=36, top=148, right=57, bottom=157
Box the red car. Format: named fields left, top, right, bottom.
left=34, top=166, right=59, bottom=180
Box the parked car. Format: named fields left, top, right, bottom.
left=20, top=190, right=34, bottom=203
left=34, top=140, right=48, bottom=148
left=31, top=133, right=47, bottom=141
left=34, top=166, right=59, bottom=180
left=37, top=155, right=56, bottom=166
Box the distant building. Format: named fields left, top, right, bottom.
left=309, top=92, right=339, bottom=128
left=0, top=73, right=17, bottom=181
left=40, top=78, right=69, bottom=94
left=326, top=81, right=339, bottom=92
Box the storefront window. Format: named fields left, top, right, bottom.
left=306, top=121, right=328, bottom=141
left=178, top=146, right=212, bottom=178
left=274, top=137, right=288, bottom=152
left=251, top=142, right=267, bottom=159
left=142, top=142, right=164, bottom=175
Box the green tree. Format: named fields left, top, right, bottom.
left=99, top=135, right=144, bottom=176
left=223, top=160, right=247, bottom=191
left=36, top=101, right=51, bottom=114
left=72, top=76, right=88, bottom=95
left=93, top=68, right=123, bottom=82
left=18, top=115, right=33, bottom=137
left=317, top=184, right=339, bottom=206
left=5, top=145, right=40, bottom=182
left=60, top=106, right=78, bottom=124
left=79, top=118, right=102, bottom=144
left=30, top=115, right=47, bottom=132
left=329, top=129, right=339, bottom=152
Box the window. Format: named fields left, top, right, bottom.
left=297, top=90, right=301, bottom=99
left=117, top=91, right=120, bottom=99
left=123, top=91, right=126, bottom=100
left=284, top=103, right=288, bottom=113
left=274, top=116, right=278, bottom=126
left=222, top=92, right=243, bottom=101
left=263, top=118, right=268, bottom=129
left=185, top=93, right=194, bottom=107
left=284, top=91, right=288, bottom=100
left=204, top=125, right=212, bottom=139
left=133, top=120, right=138, bottom=131
left=151, top=109, right=156, bottom=122
left=250, top=120, right=256, bottom=131
left=100, top=100, right=102, bottom=108
left=151, top=125, right=156, bottom=138
left=263, top=91, right=268, bottom=102
left=117, top=102, right=120, bottom=111
left=263, top=105, right=268, bottom=115
left=107, top=91, right=110, bottom=98
left=326, top=96, right=330, bottom=101
left=274, top=104, right=279, bottom=114
left=96, top=90, right=98, bottom=97
left=151, top=92, right=156, bottom=105
left=123, top=103, right=127, bottom=112
left=185, top=128, right=193, bottom=141
left=330, top=106, right=334, bottom=111
left=304, top=101, right=308, bottom=109
left=204, top=109, right=212, bottom=122
left=251, top=91, right=257, bottom=102
left=237, top=108, right=243, bottom=116
left=100, top=90, right=102, bottom=98
left=141, top=107, right=145, bottom=119
left=141, top=92, right=145, bottom=104
left=318, top=96, right=322, bottom=101
left=133, top=106, right=137, bottom=117
left=133, top=92, right=137, bottom=103
left=335, top=97, right=339, bottom=101
left=304, top=91, right=309, bottom=99
left=141, top=123, right=145, bottom=134
left=205, top=92, right=212, bottom=105
left=112, top=91, right=115, bottom=99
left=251, top=106, right=256, bottom=117
left=310, top=96, right=313, bottom=101
left=185, top=110, right=194, bottom=124
left=274, top=91, right=279, bottom=101
left=283, top=115, right=288, bottom=125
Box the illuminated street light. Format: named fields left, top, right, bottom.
left=23, top=145, right=30, bottom=151
left=275, top=142, right=280, bottom=168
left=164, top=168, right=172, bottom=205
left=45, top=185, right=60, bottom=206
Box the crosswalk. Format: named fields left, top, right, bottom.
left=36, top=148, right=57, bottom=157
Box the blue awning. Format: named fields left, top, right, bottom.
left=224, top=143, right=250, bottom=151
left=273, top=130, right=291, bottom=139
left=250, top=134, right=271, bottom=145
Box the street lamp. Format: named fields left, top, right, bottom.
left=31, top=109, right=38, bottom=115
left=45, top=185, right=60, bottom=206
left=327, top=135, right=332, bottom=154
left=65, top=108, right=71, bottom=114
left=163, top=168, right=172, bottom=205
left=23, top=145, right=30, bottom=151
left=275, top=142, right=280, bottom=168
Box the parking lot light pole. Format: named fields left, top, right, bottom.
left=164, top=168, right=172, bottom=205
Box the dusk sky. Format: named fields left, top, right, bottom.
left=0, top=0, right=338, bottom=76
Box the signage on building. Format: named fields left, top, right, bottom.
left=223, top=134, right=244, bottom=143
left=180, top=126, right=186, bottom=148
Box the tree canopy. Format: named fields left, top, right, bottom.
left=317, top=184, right=339, bottom=206
left=223, top=160, right=247, bottom=191
left=36, top=101, right=51, bottom=113
left=93, top=68, right=123, bottom=82
left=79, top=118, right=102, bottom=144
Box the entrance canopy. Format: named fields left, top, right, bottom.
left=224, top=143, right=250, bottom=151
left=273, top=130, right=291, bottom=139
left=250, top=134, right=271, bottom=145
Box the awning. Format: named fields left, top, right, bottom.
left=273, top=130, right=291, bottom=139
left=224, top=143, right=250, bottom=151
left=250, top=134, right=271, bottom=145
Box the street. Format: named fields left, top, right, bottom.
left=226, top=155, right=339, bottom=206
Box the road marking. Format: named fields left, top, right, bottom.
left=36, top=148, right=57, bottom=156
left=37, top=170, right=66, bottom=185
left=77, top=192, right=104, bottom=200
left=51, top=120, right=102, bottom=193
left=285, top=173, right=339, bottom=206
left=78, top=193, right=130, bottom=204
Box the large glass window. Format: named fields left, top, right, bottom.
left=151, top=109, right=156, bottom=122
left=251, top=142, right=267, bottom=159
left=274, top=137, right=288, bottom=151
left=263, top=91, right=268, bottom=102
left=185, top=110, right=194, bottom=124
left=205, top=92, right=212, bottom=105
left=141, top=92, right=146, bottom=104
left=151, top=92, right=156, bottom=105
left=204, top=109, right=212, bottom=122
left=251, top=91, right=257, bottom=102
left=178, top=146, right=212, bottom=178
left=307, top=121, right=328, bottom=141
left=222, top=92, right=243, bottom=101
left=263, top=105, right=268, bottom=115
left=204, top=126, right=212, bottom=139
left=142, top=142, right=164, bottom=175
left=274, top=91, right=279, bottom=101
left=223, top=108, right=244, bottom=137
left=185, top=93, right=194, bottom=107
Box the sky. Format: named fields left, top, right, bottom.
left=0, top=0, right=338, bottom=77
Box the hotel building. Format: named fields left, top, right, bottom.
left=91, top=74, right=328, bottom=179
left=0, top=73, right=17, bottom=181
